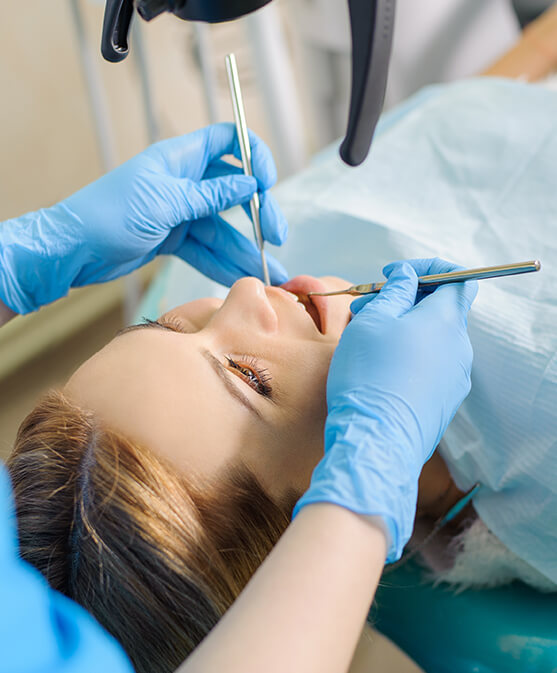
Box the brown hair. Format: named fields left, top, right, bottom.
left=7, top=390, right=297, bottom=673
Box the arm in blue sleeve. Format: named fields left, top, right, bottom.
left=0, top=466, right=133, bottom=673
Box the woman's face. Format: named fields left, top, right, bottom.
left=66, top=276, right=353, bottom=501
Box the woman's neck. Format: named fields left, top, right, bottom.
left=416, top=451, right=465, bottom=521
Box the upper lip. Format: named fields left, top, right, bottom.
left=279, top=276, right=328, bottom=334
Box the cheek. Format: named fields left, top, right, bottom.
left=280, top=346, right=332, bottom=437
left=256, top=345, right=333, bottom=498
left=283, top=358, right=330, bottom=492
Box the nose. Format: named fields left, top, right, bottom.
left=214, top=277, right=279, bottom=333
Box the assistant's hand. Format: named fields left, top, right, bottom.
left=293, top=258, right=478, bottom=562
left=0, top=124, right=287, bottom=314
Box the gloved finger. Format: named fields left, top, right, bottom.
left=204, top=123, right=277, bottom=191
left=176, top=243, right=254, bottom=287
left=385, top=257, right=478, bottom=319
left=246, top=128, right=278, bottom=191
left=384, top=257, right=471, bottom=306
left=178, top=215, right=288, bottom=285
left=174, top=175, right=257, bottom=222
left=350, top=294, right=373, bottom=314
left=203, top=158, right=244, bottom=180
left=235, top=191, right=288, bottom=246
left=351, top=262, right=418, bottom=318
left=179, top=241, right=288, bottom=287
left=203, top=161, right=288, bottom=246
left=258, top=191, right=288, bottom=246
left=383, top=257, right=464, bottom=279
left=420, top=277, right=479, bottom=322
left=202, top=159, right=288, bottom=246
left=352, top=258, right=462, bottom=311
left=231, top=191, right=288, bottom=246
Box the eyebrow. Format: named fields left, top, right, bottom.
left=115, top=320, right=264, bottom=421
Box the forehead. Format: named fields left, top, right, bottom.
left=65, top=329, right=261, bottom=482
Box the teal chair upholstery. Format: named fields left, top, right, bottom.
left=370, top=561, right=557, bottom=673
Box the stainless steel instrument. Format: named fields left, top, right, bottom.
left=225, top=52, right=271, bottom=286
left=307, top=261, right=541, bottom=297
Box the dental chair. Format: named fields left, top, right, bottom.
left=370, top=561, right=557, bottom=673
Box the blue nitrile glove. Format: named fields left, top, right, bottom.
left=0, top=123, right=288, bottom=315
left=293, top=258, right=478, bottom=562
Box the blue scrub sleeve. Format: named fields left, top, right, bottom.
left=0, top=465, right=133, bottom=673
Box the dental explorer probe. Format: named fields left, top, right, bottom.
left=307, top=261, right=541, bottom=297
left=225, top=53, right=271, bottom=286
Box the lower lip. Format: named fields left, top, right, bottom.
left=280, top=276, right=328, bottom=334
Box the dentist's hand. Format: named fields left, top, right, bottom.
left=0, top=124, right=288, bottom=314
left=294, top=258, right=478, bottom=562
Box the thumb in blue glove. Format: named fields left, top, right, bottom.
left=293, top=258, right=478, bottom=562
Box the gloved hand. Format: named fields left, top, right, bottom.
left=0, top=123, right=288, bottom=314
left=293, top=258, right=478, bottom=562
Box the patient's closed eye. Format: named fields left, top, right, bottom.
left=156, top=316, right=196, bottom=334
left=152, top=316, right=274, bottom=398
left=225, top=355, right=273, bottom=398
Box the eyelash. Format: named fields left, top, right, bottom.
left=148, top=316, right=189, bottom=333
left=225, top=355, right=273, bottom=398
left=147, top=317, right=273, bottom=399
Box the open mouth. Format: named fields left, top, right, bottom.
left=280, top=276, right=328, bottom=334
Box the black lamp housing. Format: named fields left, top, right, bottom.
left=101, top=0, right=395, bottom=166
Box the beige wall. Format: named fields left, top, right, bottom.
left=0, top=1, right=271, bottom=221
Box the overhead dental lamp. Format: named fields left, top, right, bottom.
left=101, top=0, right=395, bottom=166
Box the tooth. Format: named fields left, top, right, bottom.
left=283, top=289, right=301, bottom=302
